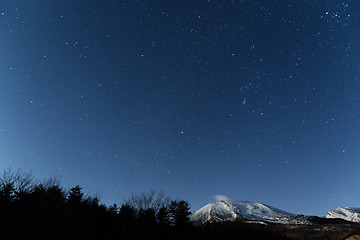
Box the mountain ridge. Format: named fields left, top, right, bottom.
left=191, top=200, right=360, bottom=226
left=326, top=207, right=360, bottom=223
left=190, top=200, right=311, bottom=225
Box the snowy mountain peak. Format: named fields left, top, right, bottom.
left=190, top=200, right=306, bottom=225
left=326, top=207, right=360, bottom=223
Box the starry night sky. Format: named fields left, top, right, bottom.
left=0, top=0, right=359, bottom=216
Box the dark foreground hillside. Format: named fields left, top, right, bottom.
left=199, top=219, right=360, bottom=240
left=272, top=221, right=360, bottom=240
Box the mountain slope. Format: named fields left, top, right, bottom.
left=190, top=200, right=310, bottom=225
left=326, top=207, right=360, bottom=223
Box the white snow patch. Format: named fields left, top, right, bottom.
left=326, top=207, right=360, bottom=223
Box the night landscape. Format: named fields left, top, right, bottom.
left=0, top=0, right=360, bottom=239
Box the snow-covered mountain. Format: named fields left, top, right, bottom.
left=190, top=200, right=311, bottom=225
left=326, top=207, right=360, bottom=223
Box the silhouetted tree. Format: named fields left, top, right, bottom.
left=0, top=168, right=34, bottom=202
left=68, top=185, right=84, bottom=204
left=157, top=206, right=170, bottom=225
left=168, top=200, right=192, bottom=227
left=108, top=203, right=118, bottom=215
left=119, top=204, right=136, bottom=222
left=124, top=190, right=170, bottom=212
left=119, top=204, right=137, bottom=240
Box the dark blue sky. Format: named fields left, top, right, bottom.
left=0, top=0, right=359, bottom=216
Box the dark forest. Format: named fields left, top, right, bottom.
left=0, top=169, right=288, bottom=240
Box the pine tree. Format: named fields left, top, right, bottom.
left=68, top=185, right=84, bottom=204
left=168, top=200, right=191, bottom=227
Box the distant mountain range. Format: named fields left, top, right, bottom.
left=326, top=207, right=360, bottom=223
left=190, top=200, right=360, bottom=226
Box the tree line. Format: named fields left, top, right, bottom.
left=0, top=169, right=289, bottom=240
